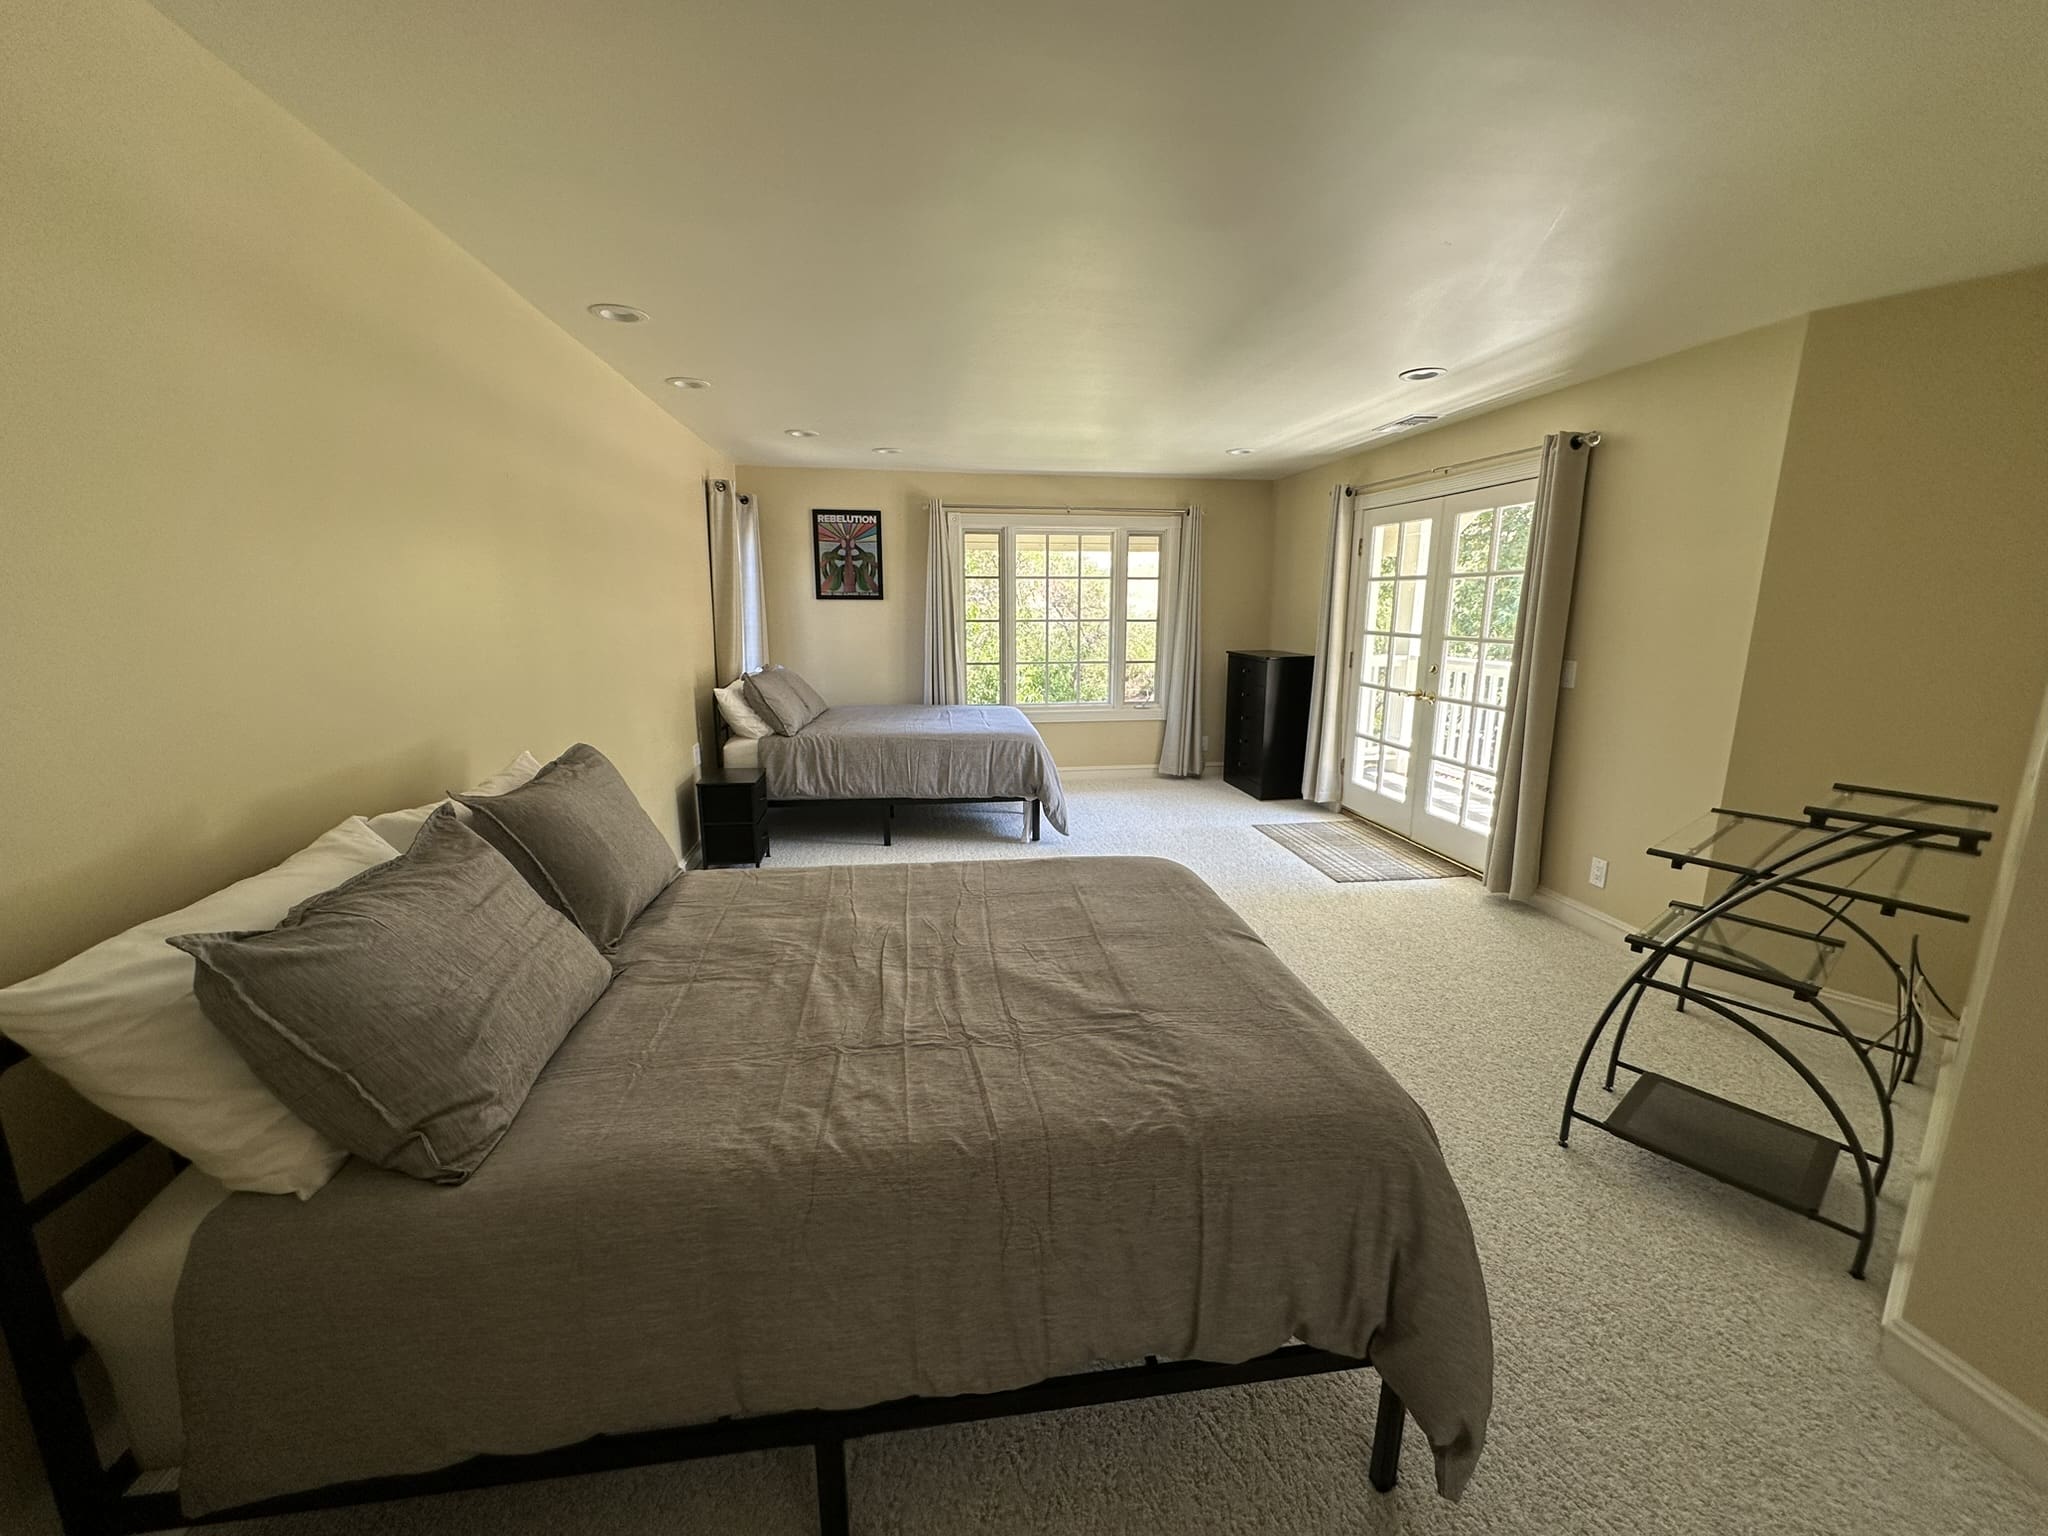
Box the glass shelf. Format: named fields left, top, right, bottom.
left=1804, top=783, right=1997, bottom=851
left=1627, top=901, right=1843, bottom=998
left=1645, top=807, right=1973, bottom=923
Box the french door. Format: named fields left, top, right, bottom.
left=1340, top=473, right=1539, bottom=869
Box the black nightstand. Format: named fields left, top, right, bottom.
left=696, top=767, right=769, bottom=868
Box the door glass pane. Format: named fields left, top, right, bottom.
left=1471, top=706, right=1504, bottom=772
left=1353, top=737, right=1380, bottom=790
left=1078, top=663, right=1109, bottom=702
left=1080, top=533, right=1113, bottom=576
left=1365, top=631, right=1391, bottom=686
left=1481, top=643, right=1514, bottom=706
left=1079, top=578, right=1111, bottom=618
left=1078, top=620, right=1110, bottom=660
left=1397, top=519, right=1432, bottom=576
left=965, top=621, right=1001, bottom=664
left=1015, top=663, right=1049, bottom=704
left=1371, top=524, right=1401, bottom=577
left=1124, top=662, right=1156, bottom=705
left=1440, top=639, right=1478, bottom=701
left=1381, top=745, right=1410, bottom=798
left=965, top=577, right=1001, bottom=620
left=1455, top=509, right=1494, bottom=572
left=1434, top=701, right=1470, bottom=762
left=1496, top=503, right=1534, bottom=570
left=1015, top=534, right=1047, bottom=576
left=1128, top=535, right=1161, bottom=578
left=1047, top=534, right=1080, bottom=576
left=1428, top=762, right=1465, bottom=822
left=1487, top=574, right=1523, bottom=639
left=966, top=664, right=1002, bottom=704
left=1049, top=576, right=1079, bottom=620
left=1465, top=771, right=1497, bottom=833
left=1388, top=635, right=1422, bottom=695
left=1385, top=690, right=1415, bottom=749
left=1393, top=577, right=1425, bottom=633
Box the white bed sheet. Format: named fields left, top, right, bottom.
left=720, top=736, right=760, bottom=770
left=64, top=1165, right=227, bottom=1469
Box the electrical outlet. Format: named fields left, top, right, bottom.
left=1588, top=856, right=1608, bottom=889
left=1202, top=733, right=1211, bottom=753
left=1560, top=660, right=1578, bottom=689
left=692, top=743, right=702, bottom=770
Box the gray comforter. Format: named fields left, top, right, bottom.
left=174, top=858, right=1492, bottom=1512
left=755, top=703, right=1070, bottom=834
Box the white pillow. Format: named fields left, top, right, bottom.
left=714, top=680, right=773, bottom=740
left=365, top=750, right=543, bottom=852
left=0, top=818, right=396, bottom=1197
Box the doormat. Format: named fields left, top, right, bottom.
left=1255, top=818, right=1472, bottom=883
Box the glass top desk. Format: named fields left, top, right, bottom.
left=1560, top=782, right=1998, bottom=1278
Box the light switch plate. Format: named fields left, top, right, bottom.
left=1589, top=856, right=1608, bottom=889
left=1561, top=660, right=1579, bottom=689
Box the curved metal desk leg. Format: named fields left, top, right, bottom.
left=1686, top=991, right=1879, bottom=1278
left=1602, top=980, right=1650, bottom=1092
left=1675, top=954, right=1696, bottom=1013
left=1808, top=995, right=1895, bottom=1193
left=1561, top=966, right=1653, bottom=1146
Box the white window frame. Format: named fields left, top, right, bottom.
left=956, top=511, right=1181, bottom=723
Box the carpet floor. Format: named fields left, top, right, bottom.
left=235, top=774, right=2047, bottom=1536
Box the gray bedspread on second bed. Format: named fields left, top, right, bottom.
left=173, top=858, right=1492, bottom=1513
left=755, top=703, right=1069, bottom=833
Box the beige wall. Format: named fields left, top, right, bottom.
left=1721, top=266, right=2048, bottom=997
left=1892, top=677, right=2048, bottom=1435
left=1269, top=321, right=1810, bottom=922
left=738, top=468, right=1274, bottom=767
left=0, top=3, right=728, bottom=1523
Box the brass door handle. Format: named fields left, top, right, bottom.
left=1402, top=689, right=1438, bottom=702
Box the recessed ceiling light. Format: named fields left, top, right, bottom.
left=664, top=376, right=710, bottom=390
left=784, top=428, right=819, bottom=438
left=1397, top=365, right=1449, bottom=382
left=871, top=447, right=900, bottom=455
left=1224, top=448, right=1255, bottom=456
left=586, top=303, right=648, bottom=323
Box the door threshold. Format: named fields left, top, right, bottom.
left=1335, top=809, right=1483, bottom=877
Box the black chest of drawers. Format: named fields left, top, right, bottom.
left=1224, top=650, right=1315, bottom=801
left=696, top=767, right=769, bottom=867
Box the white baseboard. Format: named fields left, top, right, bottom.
left=1881, top=1316, right=2048, bottom=1492
left=1528, top=886, right=1909, bottom=1047
left=1057, top=764, right=1159, bottom=778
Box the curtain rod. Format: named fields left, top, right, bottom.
left=942, top=503, right=1189, bottom=515
left=1345, top=445, right=1545, bottom=499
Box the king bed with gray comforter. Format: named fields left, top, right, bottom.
left=0, top=745, right=1490, bottom=1535
left=722, top=667, right=1069, bottom=841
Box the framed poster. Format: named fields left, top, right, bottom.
left=813, top=510, right=883, bottom=599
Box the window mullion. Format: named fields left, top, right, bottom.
left=1110, top=529, right=1127, bottom=707
left=1000, top=527, right=1015, bottom=705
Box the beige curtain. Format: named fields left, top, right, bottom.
left=706, top=479, right=768, bottom=682
left=922, top=501, right=964, bottom=704
left=1156, top=508, right=1204, bottom=776
left=1301, top=483, right=1357, bottom=803
left=1484, top=432, right=1597, bottom=900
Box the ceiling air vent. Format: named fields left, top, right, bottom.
left=1372, top=414, right=1440, bottom=435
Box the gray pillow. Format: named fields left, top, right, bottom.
left=743, top=666, right=827, bottom=735
left=454, top=743, right=678, bottom=949
left=169, top=807, right=610, bottom=1184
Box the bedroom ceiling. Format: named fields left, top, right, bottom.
left=150, top=0, right=2048, bottom=478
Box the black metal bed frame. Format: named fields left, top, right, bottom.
left=0, top=1034, right=1406, bottom=1535
left=769, top=794, right=1042, bottom=846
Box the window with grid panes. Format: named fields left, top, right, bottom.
left=958, top=519, right=1174, bottom=714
